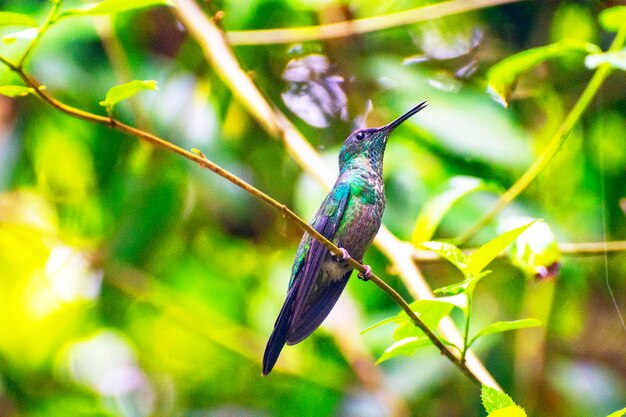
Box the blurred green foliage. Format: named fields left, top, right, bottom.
left=0, top=1, right=625, bottom=416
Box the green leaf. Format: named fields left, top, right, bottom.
left=411, top=176, right=499, bottom=243
left=99, top=80, right=158, bottom=111
left=421, top=241, right=468, bottom=276
left=376, top=336, right=431, bottom=364
left=393, top=297, right=464, bottom=341
left=585, top=50, right=626, bottom=71
left=488, top=405, right=527, bottom=417
left=599, top=6, right=626, bottom=32
left=468, top=319, right=541, bottom=349
left=0, top=12, right=38, bottom=28
left=606, top=407, right=626, bottom=417
left=468, top=220, right=537, bottom=277
left=360, top=316, right=399, bottom=335
left=499, top=217, right=560, bottom=279
left=487, top=40, right=601, bottom=103
left=0, top=85, right=38, bottom=97
left=2, top=27, right=38, bottom=44
left=60, top=0, right=171, bottom=18
left=481, top=385, right=515, bottom=413
left=432, top=270, right=491, bottom=296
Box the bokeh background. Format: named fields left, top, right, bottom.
left=0, top=0, right=625, bottom=416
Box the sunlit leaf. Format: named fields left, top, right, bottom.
left=421, top=240, right=468, bottom=276
left=487, top=40, right=601, bottom=103
left=585, top=50, right=626, bottom=71
left=99, top=80, right=158, bottom=111
left=488, top=405, right=527, bottom=417
left=599, top=6, right=626, bottom=32
left=499, top=217, right=560, bottom=279
left=550, top=4, right=597, bottom=44
left=0, top=12, right=38, bottom=28
left=60, top=0, right=171, bottom=18
left=393, top=297, right=463, bottom=341
left=482, top=385, right=515, bottom=413
left=468, top=220, right=537, bottom=277
left=411, top=176, right=499, bottom=244
left=433, top=271, right=490, bottom=297
left=468, top=318, right=541, bottom=348
left=0, top=85, right=37, bottom=97
left=2, top=27, right=38, bottom=44
left=376, top=336, right=431, bottom=364
left=360, top=316, right=399, bottom=335
left=606, top=407, right=626, bottom=417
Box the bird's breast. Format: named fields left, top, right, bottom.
left=334, top=174, right=385, bottom=261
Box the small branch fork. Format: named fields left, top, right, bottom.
left=0, top=55, right=481, bottom=385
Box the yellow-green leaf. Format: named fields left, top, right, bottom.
left=468, top=318, right=541, bottom=349
left=487, top=40, right=601, bottom=104
left=606, top=407, right=626, bottom=417
left=421, top=241, right=468, bottom=276
left=468, top=220, right=538, bottom=277
left=99, top=80, right=157, bottom=111
left=488, top=405, right=527, bottom=417
left=599, top=6, right=626, bottom=32
left=0, top=11, right=38, bottom=28
left=0, top=85, right=37, bottom=97
left=376, top=336, right=431, bottom=364
left=482, top=385, right=515, bottom=413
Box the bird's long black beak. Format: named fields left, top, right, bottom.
left=382, top=101, right=427, bottom=134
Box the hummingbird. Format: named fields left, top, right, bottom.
left=263, top=102, right=427, bottom=375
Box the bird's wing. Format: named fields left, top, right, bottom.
left=286, top=183, right=351, bottom=344
left=263, top=183, right=351, bottom=374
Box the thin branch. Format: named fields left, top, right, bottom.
left=225, top=0, right=522, bottom=45
left=173, top=0, right=499, bottom=388
left=17, top=0, right=61, bottom=68
left=413, top=240, right=626, bottom=262
left=455, top=22, right=626, bottom=245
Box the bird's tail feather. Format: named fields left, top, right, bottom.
left=262, top=290, right=295, bottom=375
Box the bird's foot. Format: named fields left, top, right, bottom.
left=332, top=247, right=351, bottom=263
left=357, top=265, right=372, bottom=281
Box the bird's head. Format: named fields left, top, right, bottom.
left=338, top=101, right=427, bottom=174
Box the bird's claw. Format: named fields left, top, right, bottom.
left=358, top=265, right=372, bottom=281
left=332, top=247, right=351, bottom=263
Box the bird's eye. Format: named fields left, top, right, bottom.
left=355, top=131, right=365, bottom=141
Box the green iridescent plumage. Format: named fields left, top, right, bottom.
left=263, top=102, right=427, bottom=375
